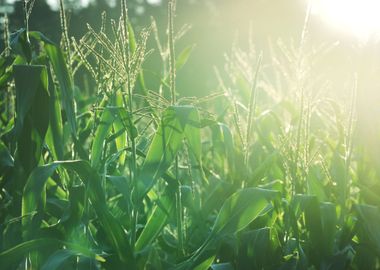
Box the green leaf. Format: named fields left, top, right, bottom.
left=10, top=28, right=32, bottom=62
left=162, top=46, right=195, bottom=84
left=41, top=249, right=79, bottom=270
left=320, top=202, right=337, bottom=257
left=330, top=145, right=346, bottom=206
left=176, top=45, right=195, bottom=70
left=0, top=239, right=59, bottom=269
left=306, top=165, right=327, bottom=202
left=193, top=255, right=215, bottom=270
left=137, top=106, right=200, bottom=197
left=13, top=65, right=49, bottom=176
left=0, top=140, right=13, bottom=169
left=41, top=248, right=105, bottom=270
left=112, top=107, right=138, bottom=139
left=0, top=54, right=20, bottom=87
left=135, top=189, right=175, bottom=252
left=22, top=163, right=58, bottom=240
left=107, top=175, right=130, bottom=203
left=210, top=263, right=234, bottom=270
left=201, top=180, right=234, bottom=220
left=176, top=188, right=279, bottom=270
left=21, top=161, right=135, bottom=266
left=45, top=76, right=64, bottom=160
left=183, top=106, right=202, bottom=162
left=355, top=204, right=380, bottom=255
left=127, top=22, right=137, bottom=52
left=113, top=92, right=127, bottom=164
left=91, top=104, right=137, bottom=169
left=238, top=227, right=281, bottom=269
left=182, top=106, right=206, bottom=181
left=13, top=65, right=49, bottom=137
left=291, top=195, right=323, bottom=264
left=211, top=188, right=279, bottom=236
left=91, top=103, right=115, bottom=169
left=44, top=43, right=77, bottom=136
left=0, top=238, right=105, bottom=270
left=211, top=123, right=235, bottom=174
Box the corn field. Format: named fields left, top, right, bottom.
left=1, top=0, right=380, bottom=269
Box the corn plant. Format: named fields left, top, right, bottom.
left=0, top=1, right=380, bottom=269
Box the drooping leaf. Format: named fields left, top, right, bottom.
left=12, top=31, right=75, bottom=139
left=10, top=28, right=32, bottom=62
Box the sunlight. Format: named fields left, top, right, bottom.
left=45, top=0, right=91, bottom=10
left=312, top=0, right=380, bottom=41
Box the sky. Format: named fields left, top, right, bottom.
left=312, top=0, right=380, bottom=41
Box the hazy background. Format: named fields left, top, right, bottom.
left=1, top=0, right=380, bottom=172
left=2, top=0, right=378, bottom=96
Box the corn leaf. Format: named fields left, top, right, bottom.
left=137, top=105, right=201, bottom=197
left=21, top=161, right=135, bottom=266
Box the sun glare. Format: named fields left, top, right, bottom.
left=312, top=0, right=380, bottom=41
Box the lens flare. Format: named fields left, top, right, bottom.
left=311, top=0, right=380, bottom=41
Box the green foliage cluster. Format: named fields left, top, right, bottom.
left=1, top=1, right=380, bottom=269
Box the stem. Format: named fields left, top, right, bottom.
left=342, top=75, right=357, bottom=213
left=168, top=0, right=176, bottom=104
left=293, top=86, right=305, bottom=194
left=23, top=1, right=30, bottom=44
left=129, top=134, right=137, bottom=248
left=176, top=157, right=184, bottom=255
left=244, top=53, right=262, bottom=185
left=120, top=0, right=138, bottom=250
left=59, top=0, right=72, bottom=70
left=291, top=1, right=311, bottom=195
left=167, top=0, right=183, bottom=255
